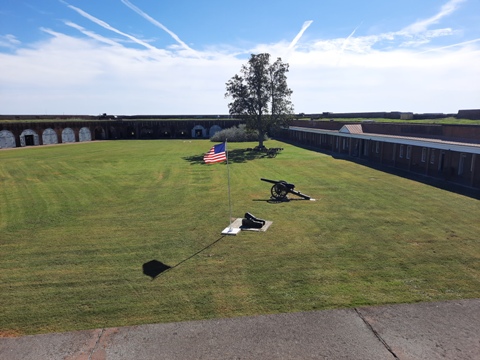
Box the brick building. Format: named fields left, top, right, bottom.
left=283, top=121, right=480, bottom=197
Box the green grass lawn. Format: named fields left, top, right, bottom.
left=1, top=140, right=479, bottom=336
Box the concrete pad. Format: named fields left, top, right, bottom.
left=221, top=226, right=241, bottom=235
left=230, top=217, right=273, bottom=232
left=357, top=299, right=480, bottom=360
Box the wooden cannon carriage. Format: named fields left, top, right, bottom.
left=261, top=178, right=312, bottom=201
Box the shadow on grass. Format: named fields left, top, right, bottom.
left=142, top=260, right=171, bottom=279
left=183, top=148, right=273, bottom=164
left=253, top=197, right=311, bottom=204
left=143, top=236, right=226, bottom=280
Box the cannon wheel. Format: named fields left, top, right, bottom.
left=271, top=183, right=288, bottom=200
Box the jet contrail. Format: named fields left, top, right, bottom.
left=120, top=0, right=197, bottom=55
left=340, top=22, right=362, bottom=52
left=288, top=20, right=313, bottom=50
left=63, top=2, right=161, bottom=51
left=64, top=21, right=122, bottom=47
left=418, top=37, right=480, bottom=53
left=337, top=22, right=362, bottom=65
left=345, top=24, right=360, bottom=44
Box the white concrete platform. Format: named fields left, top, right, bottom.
left=230, top=217, right=273, bottom=232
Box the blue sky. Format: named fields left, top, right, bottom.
left=1, top=0, right=479, bottom=115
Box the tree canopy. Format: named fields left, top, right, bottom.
left=225, top=53, right=294, bottom=147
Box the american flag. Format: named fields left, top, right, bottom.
left=204, top=142, right=227, bottom=163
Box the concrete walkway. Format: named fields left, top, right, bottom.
left=1, top=299, right=479, bottom=360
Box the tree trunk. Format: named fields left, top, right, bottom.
left=258, top=130, right=265, bottom=148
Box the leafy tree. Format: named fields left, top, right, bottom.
left=225, top=53, right=294, bottom=148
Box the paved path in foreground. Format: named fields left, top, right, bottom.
left=1, top=299, right=479, bottom=360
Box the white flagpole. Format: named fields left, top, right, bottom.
left=222, top=139, right=240, bottom=235
left=226, top=139, right=233, bottom=230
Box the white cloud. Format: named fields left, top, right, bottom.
left=0, top=0, right=478, bottom=115
left=0, top=34, right=20, bottom=49
left=287, top=45, right=480, bottom=113
left=402, top=0, right=466, bottom=34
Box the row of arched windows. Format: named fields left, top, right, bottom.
left=0, top=127, right=92, bottom=149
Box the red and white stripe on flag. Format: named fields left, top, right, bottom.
left=204, top=142, right=227, bottom=163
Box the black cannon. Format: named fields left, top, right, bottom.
left=261, top=178, right=312, bottom=200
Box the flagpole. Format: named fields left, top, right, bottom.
left=226, top=139, right=233, bottom=230
left=220, top=140, right=239, bottom=235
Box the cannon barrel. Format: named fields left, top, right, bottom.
left=261, top=178, right=295, bottom=191
left=261, top=178, right=282, bottom=184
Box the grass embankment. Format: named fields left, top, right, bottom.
left=1, top=140, right=479, bottom=336
left=2, top=116, right=480, bottom=125
left=297, top=117, right=480, bottom=125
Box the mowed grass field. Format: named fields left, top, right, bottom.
left=1, top=139, right=479, bottom=336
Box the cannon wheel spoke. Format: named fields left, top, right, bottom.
left=271, top=183, right=288, bottom=200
